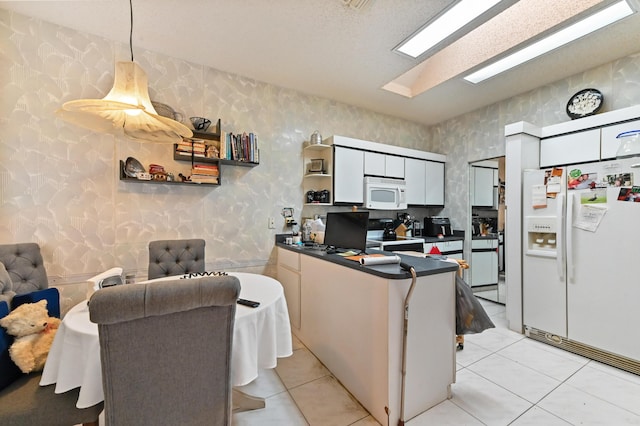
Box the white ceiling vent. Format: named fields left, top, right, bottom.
left=342, top=0, right=372, bottom=11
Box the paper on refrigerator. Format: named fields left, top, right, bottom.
left=574, top=203, right=607, bottom=232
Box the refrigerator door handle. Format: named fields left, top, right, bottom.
left=566, top=192, right=574, bottom=283
left=556, top=193, right=565, bottom=281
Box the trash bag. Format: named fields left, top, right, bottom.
left=455, top=275, right=495, bottom=335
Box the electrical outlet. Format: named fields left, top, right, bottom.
left=268, top=217, right=275, bottom=229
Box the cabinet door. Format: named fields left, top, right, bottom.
left=473, top=167, right=494, bottom=207
left=385, top=155, right=405, bottom=178
left=364, top=151, right=385, bottom=176
left=333, top=146, right=364, bottom=204
left=277, top=248, right=301, bottom=329
left=425, top=161, right=444, bottom=206
left=405, top=158, right=426, bottom=205
left=277, top=264, right=301, bottom=329
left=539, top=129, right=600, bottom=167
left=600, top=119, right=640, bottom=160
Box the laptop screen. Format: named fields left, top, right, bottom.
left=323, top=211, right=370, bottom=253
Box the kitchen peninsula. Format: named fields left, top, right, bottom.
left=276, top=238, right=459, bottom=425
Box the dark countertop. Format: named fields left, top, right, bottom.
left=276, top=238, right=458, bottom=280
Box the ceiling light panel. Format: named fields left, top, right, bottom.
left=396, top=0, right=502, bottom=59
left=464, top=0, right=634, bottom=83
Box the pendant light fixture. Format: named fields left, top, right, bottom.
left=57, top=0, right=193, bottom=143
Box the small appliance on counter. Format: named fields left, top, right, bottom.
left=366, top=218, right=425, bottom=252
left=424, top=217, right=453, bottom=237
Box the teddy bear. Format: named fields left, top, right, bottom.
left=0, top=299, right=61, bottom=374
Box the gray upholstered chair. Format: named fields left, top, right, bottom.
left=89, top=275, right=240, bottom=426
left=148, top=238, right=206, bottom=280
left=0, top=243, right=104, bottom=426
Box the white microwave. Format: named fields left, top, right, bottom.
left=364, top=176, right=407, bottom=210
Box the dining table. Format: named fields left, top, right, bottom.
left=40, top=272, right=293, bottom=410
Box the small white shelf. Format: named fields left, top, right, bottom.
left=303, top=143, right=331, bottom=152
left=304, top=203, right=332, bottom=206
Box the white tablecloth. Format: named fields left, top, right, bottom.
left=40, top=272, right=293, bottom=408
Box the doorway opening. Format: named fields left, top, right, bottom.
left=469, top=156, right=505, bottom=305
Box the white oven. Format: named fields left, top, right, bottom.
left=363, top=177, right=407, bottom=210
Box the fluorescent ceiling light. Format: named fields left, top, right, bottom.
left=464, top=0, right=634, bottom=83
left=396, top=0, right=502, bottom=58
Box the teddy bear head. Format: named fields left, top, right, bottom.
left=0, top=299, right=50, bottom=338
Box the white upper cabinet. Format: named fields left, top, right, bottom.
left=600, top=119, right=640, bottom=160
left=472, top=166, right=495, bottom=207
left=405, top=158, right=426, bottom=205
left=333, top=145, right=364, bottom=204
left=385, top=155, right=405, bottom=178
left=405, top=158, right=444, bottom=206
left=325, top=135, right=446, bottom=207
left=425, top=161, right=445, bottom=206
left=364, top=151, right=404, bottom=178
left=539, top=129, right=600, bottom=167
left=364, top=151, right=385, bottom=176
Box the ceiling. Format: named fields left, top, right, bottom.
left=3, top=0, right=640, bottom=126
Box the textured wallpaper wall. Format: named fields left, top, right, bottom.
left=0, top=9, right=434, bottom=293
left=2, top=9, right=640, bottom=307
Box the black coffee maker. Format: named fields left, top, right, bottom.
left=424, top=217, right=453, bottom=237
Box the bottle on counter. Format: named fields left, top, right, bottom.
left=302, top=219, right=313, bottom=242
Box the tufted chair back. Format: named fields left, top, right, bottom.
left=147, top=239, right=205, bottom=280
left=89, top=274, right=239, bottom=425
left=0, top=243, right=48, bottom=295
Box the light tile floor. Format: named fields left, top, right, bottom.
left=232, top=299, right=640, bottom=426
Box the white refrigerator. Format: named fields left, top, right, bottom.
left=522, top=158, right=640, bottom=363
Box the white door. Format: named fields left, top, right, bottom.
left=522, top=169, right=567, bottom=338
left=566, top=159, right=640, bottom=360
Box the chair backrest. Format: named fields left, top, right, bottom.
left=0, top=243, right=48, bottom=295
left=147, top=239, right=205, bottom=280
left=89, top=275, right=240, bottom=426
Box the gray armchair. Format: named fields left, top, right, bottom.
left=0, top=243, right=103, bottom=426
left=89, top=275, right=240, bottom=426
left=147, top=238, right=205, bottom=280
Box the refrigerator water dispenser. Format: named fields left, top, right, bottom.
left=526, top=216, right=558, bottom=257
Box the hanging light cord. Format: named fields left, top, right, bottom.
left=129, top=0, right=134, bottom=61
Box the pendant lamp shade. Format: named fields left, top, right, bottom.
left=57, top=61, right=193, bottom=143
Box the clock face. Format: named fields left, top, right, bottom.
left=566, top=88, right=603, bottom=119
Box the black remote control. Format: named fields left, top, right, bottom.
left=237, top=298, right=260, bottom=308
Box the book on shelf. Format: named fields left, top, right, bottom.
left=190, top=175, right=219, bottom=184
left=192, top=164, right=219, bottom=176
left=219, top=131, right=227, bottom=160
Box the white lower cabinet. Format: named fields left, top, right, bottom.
left=470, top=238, right=498, bottom=287
left=276, top=248, right=301, bottom=330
